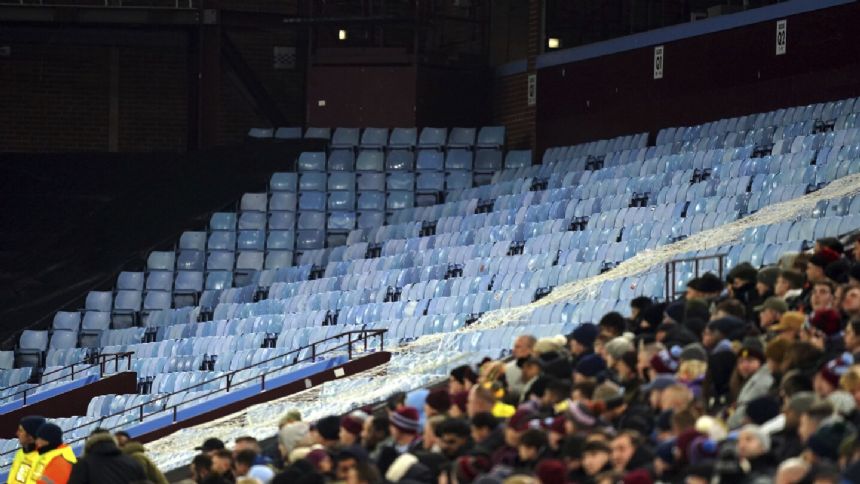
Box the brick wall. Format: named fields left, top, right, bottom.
left=0, top=44, right=110, bottom=152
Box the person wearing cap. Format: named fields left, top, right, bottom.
left=771, top=311, right=805, bottom=341
left=807, top=248, right=842, bottom=284
left=770, top=392, right=816, bottom=461
left=814, top=354, right=853, bottom=399
left=755, top=296, right=788, bottom=330
left=9, top=416, right=45, bottom=484
left=727, top=263, right=759, bottom=306
left=26, top=422, right=76, bottom=484
left=685, top=273, right=724, bottom=301
left=312, top=415, right=343, bottom=451
left=340, top=415, right=364, bottom=447
left=196, top=437, right=226, bottom=456
left=727, top=343, right=772, bottom=429
left=568, top=323, right=598, bottom=367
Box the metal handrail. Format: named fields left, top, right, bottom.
left=0, top=352, right=134, bottom=407
left=0, top=329, right=385, bottom=457
left=664, top=253, right=728, bottom=301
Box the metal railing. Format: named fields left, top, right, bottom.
left=664, top=253, right=727, bottom=301
left=0, top=329, right=385, bottom=459
left=0, top=352, right=134, bottom=407
left=2, top=1, right=195, bottom=7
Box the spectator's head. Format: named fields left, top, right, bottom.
left=736, top=344, right=765, bottom=379
left=574, top=354, right=607, bottom=383
left=467, top=384, right=496, bottom=418
left=756, top=296, right=788, bottom=329
left=196, top=437, right=226, bottom=456
left=191, top=454, right=214, bottom=482
left=660, top=384, right=693, bottom=413
left=686, top=273, right=724, bottom=300
left=815, top=354, right=853, bottom=398
left=846, top=319, right=860, bottom=352
left=757, top=267, right=781, bottom=296
left=278, top=421, right=310, bottom=459
left=817, top=237, right=844, bottom=255
left=513, top=335, right=537, bottom=360
left=345, top=461, right=380, bottom=484
left=449, top=365, right=478, bottom=394
left=437, top=418, right=471, bottom=459
left=807, top=421, right=853, bottom=464
left=305, top=448, right=332, bottom=474
left=842, top=286, right=860, bottom=318
left=233, top=436, right=261, bottom=455
left=728, top=263, right=758, bottom=290
left=798, top=401, right=834, bottom=443
left=712, top=299, right=746, bottom=322
left=737, top=424, right=769, bottom=459
left=35, top=423, right=63, bottom=451
left=776, top=269, right=805, bottom=297
left=582, top=441, right=611, bottom=476
left=469, top=412, right=498, bottom=445
left=598, top=312, right=626, bottom=338
left=16, top=416, right=45, bottom=448
left=340, top=415, right=364, bottom=447
left=454, top=454, right=492, bottom=484
left=765, top=337, right=791, bottom=373
left=234, top=449, right=257, bottom=477
left=313, top=416, right=342, bottom=445
left=569, top=323, right=599, bottom=355
left=771, top=311, right=805, bottom=342
left=505, top=408, right=537, bottom=447
left=518, top=428, right=548, bottom=463
left=361, top=415, right=389, bottom=451
left=278, top=410, right=302, bottom=429
left=783, top=391, right=816, bottom=430
left=211, top=449, right=233, bottom=476
left=808, top=249, right=841, bottom=283
left=811, top=308, right=842, bottom=337
left=114, top=430, right=130, bottom=448
left=775, top=457, right=809, bottom=484
left=609, top=431, right=640, bottom=472
left=521, top=356, right=543, bottom=382
left=421, top=415, right=445, bottom=451
left=389, top=406, right=420, bottom=443
left=811, top=280, right=836, bottom=311
left=630, top=297, right=652, bottom=320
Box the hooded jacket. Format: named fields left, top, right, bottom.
left=121, top=441, right=168, bottom=484
left=67, top=433, right=146, bottom=484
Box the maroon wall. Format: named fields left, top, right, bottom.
left=536, top=2, right=860, bottom=152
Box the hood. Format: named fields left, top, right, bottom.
left=121, top=441, right=146, bottom=455
left=84, top=433, right=122, bottom=457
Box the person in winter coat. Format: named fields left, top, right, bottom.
left=8, top=416, right=45, bottom=484
left=121, top=440, right=168, bottom=484
left=67, top=431, right=146, bottom=484
left=727, top=345, right=773, bottom=429
left=26, top=423, right=76, bottom=484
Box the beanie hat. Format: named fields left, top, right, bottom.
left=808, top=421, right=852, bottom=461
left=739, top=424, right=771, bottom=453
left=728, top=262, right=758, bottom=283
left=706, top=316, right=745, bottom=339
left=35, top=423, right=63, bottom=448
left=656, top=439, right=676, bottom=465
left=818, top=237, right=845, bottom=254
left=684, top=299, right=711, bottom=323
left=570, top=323, right=598, bottom=348
left=819, top=353, right=854, bottom=389
left=737, top=343, right=765, bottom=363
left=451, top=391, right=468, bottom=413
left=687, top=273, right=724, bottom=293
left=675, top=429, right=704, bottom=465
left=390, top=406, right=421, bottom=434
left=650, top=347, right=680, bottom=374
left=810, top=247, right=841, bottom=268
left=508, top=408, right=538, bottom=432
left=688, top=436, right=719, bottom=465
left=305, top=448, right=329, bottom=470
left=456, top=454, right=491, bottom=483
left=780, top=269, right=806, bottom=288
left=642, top=303, right=668, bottom=329
left=593, top=382, right=625, bottom=409
left=788, top=392, right=818, bottom=414
left=575, top=354, right=606, bottom=378
left=680, top=343, right=707, bottom=362
left=745, top=396, right=781, bottom=425
left=341, top=416, right=363, bottom=437
left=605, top=336, right=635, bottom=361
left=535, top=459, right=566, bottom=484
left=757, top=266, right=781, bottom=289
left=315, top=415, right=341, bottom=441
left=622, top=468, right=654, bottom=484
left=20, top=416, right=46, bottom=438
left=546, top=415, right=566, bottom=434
left=664, top=301, right=686, bottom=324
left=811, top=309, right=842, bottom=336
left=826, top=259, right=851, bottom=284
left=279, top=421, right=310, bottom=453
left=425, top=388, right=452, bottom=414
left=566, top=401, right=597, bottom=430
left=631, top=297, right=653, bottom=311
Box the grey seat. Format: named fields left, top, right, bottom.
left=112, top=290, right=142, bottom=328
left=274, top=127, right=302, bottom=139
left=328, top=150, right=355, bottom=171
left=331, top=127, right=360, bottom=150
left=53, top=312, right=81, bottom=331
left=270, top=173, right=298, bottom=192
left=147, top=251, right=175, bottom=272
left=179, top=231, right=207, bottom=251
left=17, top=330, right=49, bottom=368
left=241, top=193, right=268, bottom=213
left=477, top=126, right=505, bottom=149
left=418, top=127, right=447, bottom=150
left=360, top=128, right=389, bottom=150
left=386, top=150, right=414, bottom=171
left=117, top=272, right=144, bottom=291
left=210, top=212, right=237, bottom=232
left=448, top=127, right=476, bottom=149
left=174, top=271, right=204, bottom=308
left=304, top=127, right=331, bottom=140
left=388, top=128, right=417, bottom=150
left=49, top=330, right=78, bottom=350
left=85, top=291, right=113, bottom=313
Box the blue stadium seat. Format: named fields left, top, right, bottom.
left=328, top=212, right=356, bottom=231
left=298, top=152, right=327, bottom=172
left=356, top=151, right=384, bottom=172
left=328, top=172, right=356, bottom=192
left=477, top=126, right=505, bottom=149
left=331, top=128, right=360, bottom=150
left=177, top=249, right=205, bottom=271
left=210, top=212, right=237, bottom=232
left=298, top=211, right=326, bottom=230
left=268, top=211, right=297, bottom=230
left=270, top=173, right=298, bottom=192
left=296, top=230, right=325, bottom=250
left=387, top=191, right=414, bottom=211
left=274, top=127, right=302, bottom=140
left=328, top=191, right=356, bottom=211
left=270, top=192, right=297, bottom=212
left=386, top=150, right=415, bottom=171
left=146, top=271, right=174, bottom=292
left=247, top=128, right=273, bottom=139
left=299, top=192, right=327, bottom=212
left=328, top=150, right=355, bottom=171
left=18, top=330, right=49, bottom=367
left=112, top=291, right=142, bottom=328
left=147, top=251, right=175, bottom=272
left=240, top=193, right=268, bottom=213
left=389, top=128, right=417, bottom=150
left=85, top=291, right=112, bottom=313
left=417, top=172, right=445, bottom=192
left=304, top=127, right=331, bottom=140
left=238, top=230, right=265, bottom=251
left=208, top=232, right=236, bottom=251
left=265, top=251, right=294, bottom=270
left=505, top=150, right=532, bottom=168
left=360, top=128, right=389, bottom=150
left=179, top=231, right=207, bottom=251
left=418, top=127, right=447, bottom=150
left=80, top=312, right=111, bottom=348
left=358, top=172, right=386, bottom=192
left=267, top=231, right=295, bottom=250
left=387, top=172, right=415, bottom=191
left=447, top=127, right=476, bottom=149
left=445, top=149, right=473, bottom=170
left=174, top=271, right=204, bottom=308
left=117, top=272, right=144, bottom=291
left=358, top=192, right=386, bottom=211
left=52, top=312, right=81, bottom=331
left=205, top=271, right=233, bottom=290
left=416, top=150, right=444, bottom=171
left=300, top=172, right=327, bottom=192
left=207, top=251, right=235, bottom=272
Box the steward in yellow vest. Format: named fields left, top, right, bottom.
left=25, top=423, right=76, bottom=484
left=7, top=416, right=46, bottom=484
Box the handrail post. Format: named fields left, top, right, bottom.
left=70, top=363, right=75, bottom=381
left=380, top=330, right=384, bottom=352
left=347, top=333, right=352, bottom=360
left=694, top=258, right=700, bottom=279
left=261, top=373, right=266, bottom=391
left=22, top=388, right=26, bottom=406
left=664, top=263, right=670, bottom=302
left=363, top=331, right=368, bottom=353
left=311, top=342, right=316, bottom=361
left=139, top=405, right=144, bottom=422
